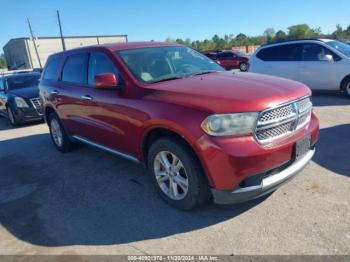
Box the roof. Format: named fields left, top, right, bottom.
left=261, top=38, right=335, bottom=47
left=102, top=41, right=181, bottom=51
left=49, top=41, right=182, bottom=57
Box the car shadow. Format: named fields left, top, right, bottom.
left=0, top=134, right=269, bottom=247
left=312, top=91, right=350, bottom=107
left=0, top=117, right=44, bottom=131
left=313, top=124, right=350, bottom=177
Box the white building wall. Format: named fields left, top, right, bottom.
left=4, top=35, right=127, bottom=69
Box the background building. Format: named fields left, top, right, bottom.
left=3, top=35, right=128, bottom=69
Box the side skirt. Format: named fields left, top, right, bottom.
left=71, top=135, right=141, bottom=164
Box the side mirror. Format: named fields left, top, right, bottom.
left=94, top=73, right=118, bottom=89
left=320, top=54, right=334, bottom=63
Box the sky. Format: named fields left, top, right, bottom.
left=1, top=0, right=350, bottom=50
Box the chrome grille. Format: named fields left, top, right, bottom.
left=255, top=97, right=312, bottom=143
left=30, top=97, right=42, bottom=109
left=259, top=104, right=294, bottom=123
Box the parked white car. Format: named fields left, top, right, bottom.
left=249, top=39, right=350, bottom=98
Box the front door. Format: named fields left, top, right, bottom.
left=78, top=51, right=128, bottom=151
left=298, top=43, right=341, bottom=90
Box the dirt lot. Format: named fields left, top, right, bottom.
left=0, top=93, right=349, bottom=255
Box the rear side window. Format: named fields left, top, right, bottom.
left=43, top=58, right=60, bottom=80
left=88, top=52, right=122, bottom=86
left=62, top=54, right=88, bottom=84
left=257, top=44, right=302, bottom=61
left=217, top=52, right=233, bottom=58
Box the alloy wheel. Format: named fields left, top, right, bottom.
left=153, top=151, right=189, bottom=200
left=346, top=82, right=350, bottom=96
left=240, top=63, right=247, bottom=72
left=50, top=118, right=63, bottom=147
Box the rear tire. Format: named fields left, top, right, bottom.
left=147, top=138, right=211, bottom=210
left=341, top=77, right=350, bottom=99
left=7, top=106, right=19, bottom=126
left=48, top=112, right=75, bottom=152
left=239, top=62, right=248, bottom=72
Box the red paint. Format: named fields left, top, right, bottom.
left=94, top=73, right=118, bottom=88
left=40, top=42, right=319, bottom=191
left=203, top=50, right=249, bottom=70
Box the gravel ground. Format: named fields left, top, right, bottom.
left=0, top=93, right=349, bottom=255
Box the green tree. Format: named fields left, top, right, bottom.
left=288, top=24, right=313, bottom=39
left=263, top=28, right=276, bottom=43
left=235, top=33, right=248, bottom=46
left=275, top=30, right=287, bottom=41
left=0, top=54, right=6, bottom=69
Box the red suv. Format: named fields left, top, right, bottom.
left=40, top=42, right=319, bottom=210
left=204, top=50, right=249, bottom=71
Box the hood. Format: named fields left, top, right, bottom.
left=143, top=72, right=311, bottom=113
left=9, top=86, right=39, bottom=99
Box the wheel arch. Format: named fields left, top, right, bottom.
left=44, top=105, right=56, bottom=122
left=141, top=126, right=213, bottom=186
left=340, top=74, right=350, bottom=91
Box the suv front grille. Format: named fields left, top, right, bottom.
left=255, top=97, right=312, bottom=143
left=30, top=97, right=42, bottom=109
left=30, top=97, right=43, bottom=115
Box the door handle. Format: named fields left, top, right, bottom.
left=50, top=90, right=59, bottom=95
left=81, top=95, right=93, bottom=101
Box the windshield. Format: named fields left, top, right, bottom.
left=326, top=40, right=350, bottom=58
left=116, top=46, right=224, bottom=83
left=6, top=75, right=40, bottom=90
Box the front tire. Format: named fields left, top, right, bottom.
left=341, top=77, right=350, bottom=99
left=48, top=112, right=75, bottom=152
left=147, top=138, right=211, bottom=210
left=7, top=106, right=19, bottom=126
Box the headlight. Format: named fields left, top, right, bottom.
left=14, top=97, right=29, bottom=108
left=201, top=112, right=258, bottom=136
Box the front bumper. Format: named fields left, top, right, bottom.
left=211, top=148, right=315, bottom=204
left=14, top=107, right=44, bottom=123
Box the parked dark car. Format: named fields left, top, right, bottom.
left=203, top=50, right=249, bottom=71
left=40, top=42, right=319, bottom=210
left=0, top=72, right=43, bottom=125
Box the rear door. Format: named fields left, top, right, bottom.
left=216, top=51, right=236, bottom=69
left=57, top=52, right=92, bottom=137
left=298, top=43, right=341, bottom=90
left=255, top=44, right=302, bottom=81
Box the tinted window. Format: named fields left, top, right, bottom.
left=62, top=54, right=88, bottom=84
left=257, top=44, right=302, bottom=61
left=43, top=58, right=60, bottom=80
left=88, top=52, right=122, bottom=86
left=302, top=44, right=341, bottom=61
left=217, top=52, right=233, bottom=58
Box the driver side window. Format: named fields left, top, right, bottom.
left=88, top=52, right=122, bottom=86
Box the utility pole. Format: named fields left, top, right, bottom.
left=27, top=18, right=42, bottom=68
left=57, top=10, right=66, bottom=51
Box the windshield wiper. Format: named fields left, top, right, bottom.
left=150, top=76, right=184, bottom=84
left=192, top=71, right=216, bottom=76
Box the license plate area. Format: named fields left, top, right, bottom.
left=295, top=135, right=311, bottom=159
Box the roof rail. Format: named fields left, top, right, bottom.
left=261, top=38, right=329, bottom=47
